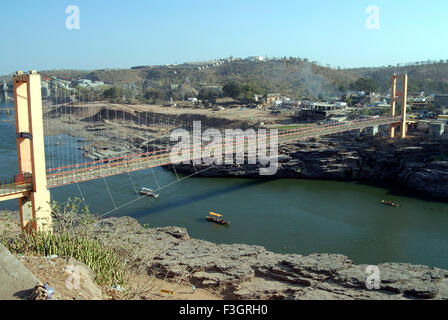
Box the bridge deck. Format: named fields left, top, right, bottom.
left=0, top=183, right=32, bottom=200
left=0, top=116, right=402, bottom=196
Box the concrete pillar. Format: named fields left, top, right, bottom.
left=364, top=125, right=379, bottom=136
left=429, top=122, right=445, bottom=139
left=2, top=81, right=8, bottom=102
left=401, top=74, right=408, bottom=138
left=13, top=71, right=52, bottom=234
left=389, top=76, right=397, bottom=138
left=41, top=82, right=50, bottom=99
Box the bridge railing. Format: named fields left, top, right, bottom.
left=280, top=116, right=402, bottom=141
left=0, top=172, right=34, bottom=197
left=0, top=181, right=32, bottom=196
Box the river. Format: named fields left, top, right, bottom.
left=1, top=102, right=448, bottom=269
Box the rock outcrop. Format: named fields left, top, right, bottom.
left=94, top=217, right=448, bottom=300
left=169, top=135, right=448, bottom=200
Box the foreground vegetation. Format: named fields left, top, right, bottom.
left=0, top=198, right=160, bottom=298
left=5, top=232, right=125, bottom=287
left=1, top=198, right=125, bottom=287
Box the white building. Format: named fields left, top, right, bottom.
left=247, top=56, right=265, bottom=62
left=74, top=79, right=105, bottom=88
left=334, top=101, right=348, bottom=107
left=74, top=79, right=92, bottom=87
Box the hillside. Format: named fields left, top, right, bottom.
left=349, top=61, right=448, bottom=94
left=45, top=59, right=360, bottom=99
left=4, top=58, right=448, bottom=99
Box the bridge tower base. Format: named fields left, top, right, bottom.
left=13, top=71, right=52, bottom=233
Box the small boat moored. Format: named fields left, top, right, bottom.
left=381, top=200, right=400, bottom=207
left=206, top=212, right=231, bottom=225
left=140, top=187, right=159, bottom=198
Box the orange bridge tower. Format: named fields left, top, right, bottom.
left=13, top=71, right=52, bottom=233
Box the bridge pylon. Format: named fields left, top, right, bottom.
left=389, top=74, right=408, bottom=138
left=13, top=71, right=52, bottom=233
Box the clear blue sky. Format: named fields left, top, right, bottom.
left=0, top=0, right=447, bottom=75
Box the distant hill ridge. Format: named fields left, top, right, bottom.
left=4, top=58, right=448, bottom=98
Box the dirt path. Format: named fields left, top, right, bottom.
left=129, top=275, right=222, bottom=300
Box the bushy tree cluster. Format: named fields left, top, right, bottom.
left=349, top=78, right=379, bottom=92
left=222, top=81, right=264, bottom=102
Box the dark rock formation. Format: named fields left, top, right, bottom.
left=169, top=135, right=448, bottom=200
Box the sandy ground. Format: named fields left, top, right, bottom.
left=130, top=102, right=288, bottom=123
left=47, top=100, right=287, bottom=123
left=42, top=101, right=291, bottom=132
left=38, top=101, right=294, bottom=164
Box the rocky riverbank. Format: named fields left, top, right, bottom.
left=2, top=210, right=448, bottom=300
left=170, top=133, right=448, bottom=201
left=93, top=216, right=448, bottom=300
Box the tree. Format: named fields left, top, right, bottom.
left=345, top=96, right=354, bottom=107
left=222, top=81, right=264, bottom=102
left=143, top=88, right=165, bottom=103
left=222, top=82, right=242, bottom=100
left=198, top=88, right=219, bottom=104
left=103, top=86, right=122, bottom=100
left=76, top=86, right=99, bottom=102
left=337, top=83, right=348, bottom=93
left=241, top=83, right=262, bottom=102
left=103, top=86, right=133, bottom=102
left=350, top=78, right=379, bottom=92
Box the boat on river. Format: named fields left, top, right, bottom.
left=206, top=212, right=231, bottom=225
left=140, top=187, right=159, bottom=198
left=381, top=200, right=400, bottom=207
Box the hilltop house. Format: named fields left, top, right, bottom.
left=295, top=102, right=349, bottom=121
left=262, top=93, right=282, bottom=105
left=247, top=56, right=265, bottom=62
left=341, top=91, right=381, bottom=106
left=74, top=79, right=105, bottom=88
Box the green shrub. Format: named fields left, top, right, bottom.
left=1, top=197, right=126, bottom=287
left=3, top=231, right=125, bottom=287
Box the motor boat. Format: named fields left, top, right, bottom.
left=206, top=212, right=231, bottom=225
left=140, top=187, right=159, bottom=198
left=381, top=200, right=400, bottom=207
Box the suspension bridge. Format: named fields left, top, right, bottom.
left=0, top=71, right=409, bottom=233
